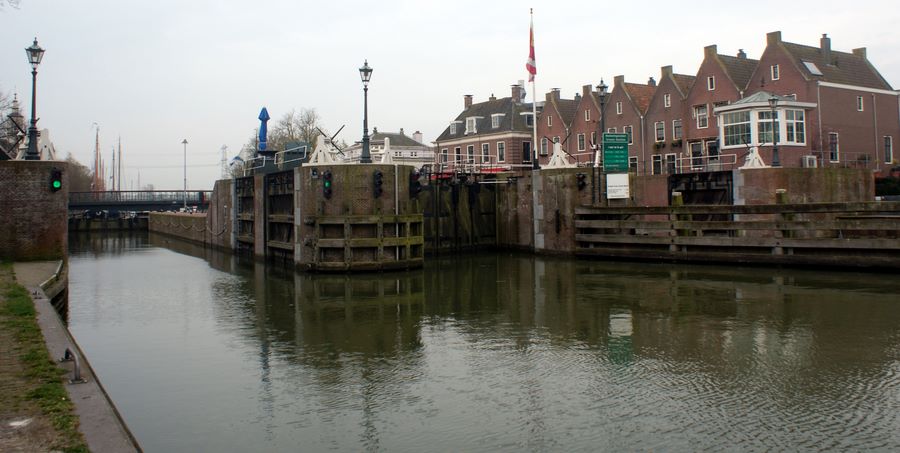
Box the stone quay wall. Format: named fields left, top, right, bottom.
left=0, top=160, right=68, bottom=261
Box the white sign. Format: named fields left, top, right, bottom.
left=606, top=173, right=630, bottom=199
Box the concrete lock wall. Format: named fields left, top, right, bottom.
left=148, top=179, right=234, bottom=249
left=0, top=161, right=68, bottom=261
left=734, top=167, right=874, bottom=204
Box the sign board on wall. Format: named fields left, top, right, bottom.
left=602, top=133, right=629, bottom=172
left=607, top=173, right=630, bottom=199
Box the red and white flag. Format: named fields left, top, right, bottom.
left=526, top=11, right=536, bottom=82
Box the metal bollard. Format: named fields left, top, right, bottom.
left=59, top=348, right=87, bottom=384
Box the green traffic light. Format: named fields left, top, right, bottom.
left=52, top=180, right=61, bottom=189
left=324, top=181, right=331, bottom=188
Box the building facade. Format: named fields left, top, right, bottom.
left=434, top=84, right=537, bottom=172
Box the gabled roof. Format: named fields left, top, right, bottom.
left=622, top=82, right=657, bottom=114
left=371, top=131, right=424, bottom=147
left=436, top=97, right=535, bottom=142
left=717, top=54, right=759, bottom=91
left=551, top=98, right=579, bottom=127
left=672, top=74, right=696, bottom=97
left=780, top=42, right=892, bottom=90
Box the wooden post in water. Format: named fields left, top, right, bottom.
left=774, top=188, right=788, bottom=255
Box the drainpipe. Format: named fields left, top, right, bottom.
left=817, top=82, right=824, bottom=165
left=394, top=163, right=399, bottom=260
left=872, top=93, right=879, bottom=170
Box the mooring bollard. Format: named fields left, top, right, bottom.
left=60, top=348, right=87, bottom=384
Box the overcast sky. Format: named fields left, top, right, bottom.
left=2, top=0, right=898, bottom=189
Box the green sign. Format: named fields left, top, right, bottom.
left=602, top=133, right=629, bottom=172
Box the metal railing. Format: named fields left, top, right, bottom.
left=70, top=190, right=211, bottom=205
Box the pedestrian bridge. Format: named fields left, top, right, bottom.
left=69, top=191, right=212, bottom=213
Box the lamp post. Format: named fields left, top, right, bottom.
left=768, top=95, right=781, bottom=167
left=182, top=139, right=188, bottom=211
left=24, top=38, right=45, bottom=161
left=359, top=60, right=373, bottom=164
left=594, top=79, right=608, bottom=204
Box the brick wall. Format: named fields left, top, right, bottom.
left=0, top=161, right=68, bottom=261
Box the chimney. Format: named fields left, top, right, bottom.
left=767, top=31, right=782, bottom=45
left=511, top=84, right=523, bottom=103
left=648, top=77, right=656, bottom=87
left=614, top=75, right=625, bottom=88
left=574, top=92, right=581, bottom=103
left=464, top=95, right=473, bottom=109
left=661, top=65, right=673, bottom=78
left=582, top=84, right=593, bottom=98
left=413, top=130, right=423, bottom=144
left=704, top=45, right=718, bottom=59
left=821, top=33, right=832, bottom=62
left=737, top=49, right=747, bottom=59
left=489, top=93, right=496, bottom=101
left=852, top=47, right=867, bottom=59
left=400, top=128, right=405, bottom=135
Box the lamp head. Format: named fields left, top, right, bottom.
left=26, top=38, right=45, bottom=70
left=359, top=60, right=373, bottom=86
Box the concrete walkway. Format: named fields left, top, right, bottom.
left=14, top=261, right=141, bottom=453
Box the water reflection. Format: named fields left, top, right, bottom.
left=67, top=233, right=900, bottom=452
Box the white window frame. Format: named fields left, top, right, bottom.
left=454, top=146, right=462, bottom=163
left=522, top=141, right=531, bottom=163
left=665, top=153, right=677, bottom=174
left=695, top=105, right=709, bottom=129
left=721, top=111, right=752, bottom=148
left=449, top=123, right=457, bottom=135
left=465, top=117, right=477, bottom=134
left=466, top=145, right=475, bottom=163
left=524, top=113, right=534, bottom=128
left=652, top=154, right=663, bottom=175
left=584, top=109, right=591, bottom=121
left=857, top=96, right=864, bottom=112
left=785, top=109, right=806, bottom=145
left=616, top=101, right=623, bottom=115
left=885, top=136, right=893, bottom=164
left=673, top=119, right=683, bottom=140
left=547, top=115, right=553, bottom=127
left=664, top=93, right=671, bottom=108
left=829, top=132, right=840, bottom=162
left=756, top=110, right=780, bottom=145
left=540, top=137, right=549, bottom=156
left=707, top=76, right=716, bottom=91
left=577, top=133, right=586, bottom=151
left=491, top=113, right=504, bottom=129
left=629, top=156, right=638, bottom=171
left=654, top=121, right=665, bottom=142
left=591, top=131, right=597, bottom=147
left=440, top=148, right=448, bottom=163
left=481, top=143, right=490, bottom=163
left=607, top=127, right=617, bottom=133
left=623, top=126, right=633, bottom=145
left=497, top=141, right=506, bottom=163
left=771, top=64, right=780, bottom=81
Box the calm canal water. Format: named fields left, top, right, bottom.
left=67, top=232, right=900, bottom=452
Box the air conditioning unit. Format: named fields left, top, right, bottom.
left=801, top=155, right=818, bottom=168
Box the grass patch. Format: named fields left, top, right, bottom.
left=1, top=262, right=89, bottom=453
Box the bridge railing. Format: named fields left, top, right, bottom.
left=70, top=190, right=212, bottom=205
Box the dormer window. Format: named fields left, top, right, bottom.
left=524, top=113, right=534, bottom=127
left=707, top=76, right=716, bottom=91
left=491, top=113, right=505, bottom=129
left=449, top=122, right=461, bottom=135
left=465, top=117, right=478, bottom=134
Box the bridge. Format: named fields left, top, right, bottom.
left=69, top=191, right=212, bottom=214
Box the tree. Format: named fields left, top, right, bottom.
left=242, top=107, right=329, bottom=153
left=65, top=153, right=93, bottom=191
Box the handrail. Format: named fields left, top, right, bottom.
left=59, top=348, right=87, bottom=384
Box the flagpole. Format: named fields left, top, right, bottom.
left=528, top=8, right=539, bottom=170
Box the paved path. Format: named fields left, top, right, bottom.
left=13, top=261, right=141, bottom=453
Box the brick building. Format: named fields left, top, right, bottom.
left=535, top=88, right=578, bottom=166
left=567, top=84, right=607, bottom=166
left=602, top=75, right=656, bottom=172
left=644, top=66, right=696, bottom=174
left=434, top=84, right=537, bottom=171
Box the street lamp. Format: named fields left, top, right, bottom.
left=24, top=38, right=45, bottom=161
left=594, top=79, right=609, bottom=204
left=359, top=60, right=373, bottom=164
left=768, top=95, right=781, bottom=167
left=182, top=139, right=188, bottom=211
